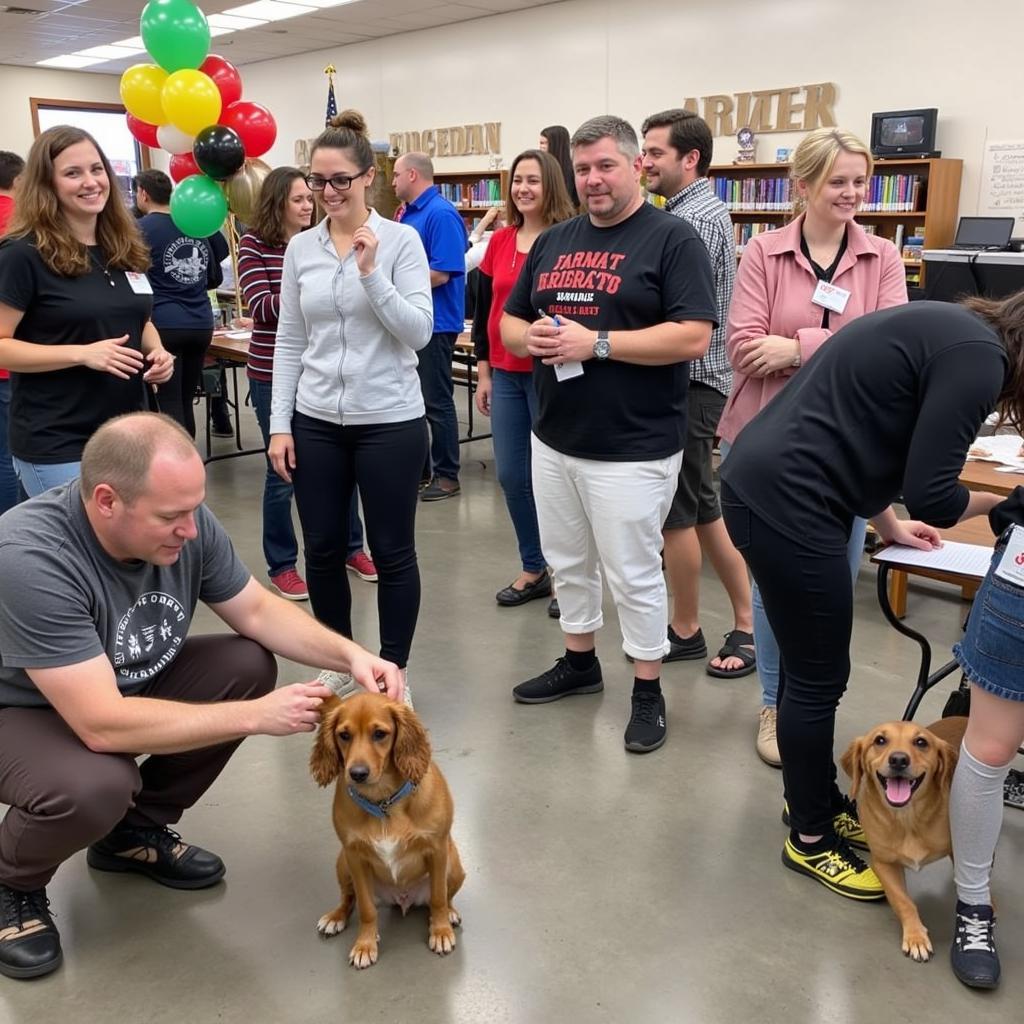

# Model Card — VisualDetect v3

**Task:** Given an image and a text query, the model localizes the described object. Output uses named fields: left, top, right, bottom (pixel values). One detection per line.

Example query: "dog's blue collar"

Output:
left=347, top=780, right=417, bottom=819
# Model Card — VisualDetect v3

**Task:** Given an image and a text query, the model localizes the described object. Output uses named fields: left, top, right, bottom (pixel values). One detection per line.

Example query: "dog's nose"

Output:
left=348, top=764, right=370, bottom=784
left=888, top=751, right=911, bottom=772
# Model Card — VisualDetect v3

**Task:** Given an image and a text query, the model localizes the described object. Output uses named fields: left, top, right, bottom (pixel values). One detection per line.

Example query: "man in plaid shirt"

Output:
left=641, top=110, right=757, bottom=684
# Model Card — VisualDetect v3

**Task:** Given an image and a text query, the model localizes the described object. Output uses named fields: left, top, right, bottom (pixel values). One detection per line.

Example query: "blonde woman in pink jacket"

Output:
left=717, top=128, right=907, bottom=767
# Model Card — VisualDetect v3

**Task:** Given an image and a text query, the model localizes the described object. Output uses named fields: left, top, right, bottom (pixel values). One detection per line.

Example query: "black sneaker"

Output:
left=512, top=657, right=603, bottom=704
left=1004, top=767, right=1024, bottom=810
left=87, top=825, right=225, bottom=890
left=951, top=901, right=1000, bottom=989
left=624, top=691, right=667, bottom=753
left=0, top=884, right=62, bottom=979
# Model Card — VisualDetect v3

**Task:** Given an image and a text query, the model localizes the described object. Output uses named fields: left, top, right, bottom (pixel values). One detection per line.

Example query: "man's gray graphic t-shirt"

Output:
left=0, top=482, right=250, bottom=707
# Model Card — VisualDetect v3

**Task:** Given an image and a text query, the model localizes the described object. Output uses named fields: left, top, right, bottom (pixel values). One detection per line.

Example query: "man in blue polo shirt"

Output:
left=392, top=153, right=468, bottom=501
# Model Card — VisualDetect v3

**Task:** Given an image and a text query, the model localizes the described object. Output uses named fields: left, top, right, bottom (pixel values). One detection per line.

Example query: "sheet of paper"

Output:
left=967, top=433, right=1024, bottom=466
left=873, top=541, right=993, bottom=579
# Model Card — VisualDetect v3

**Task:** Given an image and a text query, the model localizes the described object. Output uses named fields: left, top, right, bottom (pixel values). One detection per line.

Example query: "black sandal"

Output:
left=706, top=629, right=757, bottom=678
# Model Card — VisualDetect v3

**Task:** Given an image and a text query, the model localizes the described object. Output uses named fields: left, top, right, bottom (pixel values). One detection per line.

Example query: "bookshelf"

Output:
left=708, top=157, right=963, bottom=287
left=433, top=170, right=509, bottom=230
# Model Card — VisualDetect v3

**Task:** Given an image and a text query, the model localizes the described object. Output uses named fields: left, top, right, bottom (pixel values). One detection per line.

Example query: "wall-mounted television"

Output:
left=870, top=108, right=939, bottom=158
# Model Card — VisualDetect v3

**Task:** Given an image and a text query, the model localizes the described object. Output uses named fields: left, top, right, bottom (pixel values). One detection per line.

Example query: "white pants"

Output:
left=531, top=435, right=682, bottom=661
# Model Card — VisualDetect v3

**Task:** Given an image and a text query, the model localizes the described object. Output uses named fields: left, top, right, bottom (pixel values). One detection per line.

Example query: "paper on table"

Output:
left=873, top=541, right=993, bottom=578
left=967, top=433, right=1024, bottom=467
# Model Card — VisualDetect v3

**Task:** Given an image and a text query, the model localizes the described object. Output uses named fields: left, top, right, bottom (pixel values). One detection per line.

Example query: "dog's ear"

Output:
left=391, top=702, right=431, bottom=784
left=934, top=735, right=959, bottom=792
left=840, top=737, right=866, bottom=800
left=310, top=696, right=343, bottom=787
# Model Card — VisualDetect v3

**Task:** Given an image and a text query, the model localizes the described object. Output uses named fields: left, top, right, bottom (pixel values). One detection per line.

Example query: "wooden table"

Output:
left=204, top=332, right=263, bottom=464
left=959, top=458, right=1021, bottom=497
left=872, top=516, right=996, bottom=720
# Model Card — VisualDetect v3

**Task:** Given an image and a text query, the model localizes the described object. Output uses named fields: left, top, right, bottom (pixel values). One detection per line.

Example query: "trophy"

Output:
left=735, top=127, right=757, bottom=164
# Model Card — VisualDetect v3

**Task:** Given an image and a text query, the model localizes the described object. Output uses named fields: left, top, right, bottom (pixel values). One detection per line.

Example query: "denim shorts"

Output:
left=954, top=544, right=1024, bottom=702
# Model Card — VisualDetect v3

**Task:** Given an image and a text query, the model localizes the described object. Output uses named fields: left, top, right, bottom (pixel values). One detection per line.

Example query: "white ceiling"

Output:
left=0, top=0, right=559, bottom=71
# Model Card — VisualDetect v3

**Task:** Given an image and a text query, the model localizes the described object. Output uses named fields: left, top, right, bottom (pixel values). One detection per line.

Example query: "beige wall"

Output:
left=4, top=0, right=1021, bottom=219
left=238, top=0, right=1024, bottom=220
left=0, top=64, right=122, bottom=157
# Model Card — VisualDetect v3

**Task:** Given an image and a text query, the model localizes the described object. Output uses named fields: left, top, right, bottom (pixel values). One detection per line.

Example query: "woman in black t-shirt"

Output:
left=720, top=293, right=1024, bottom=906
left=0, top=125, right=173, bottom=496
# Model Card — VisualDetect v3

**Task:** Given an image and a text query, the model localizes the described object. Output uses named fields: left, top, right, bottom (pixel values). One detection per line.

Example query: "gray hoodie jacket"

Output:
left=270, top=210, right=433, bottom=432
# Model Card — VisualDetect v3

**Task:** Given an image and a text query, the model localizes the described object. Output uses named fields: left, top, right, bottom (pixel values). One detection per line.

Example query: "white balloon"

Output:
left=157, top=124, right=194, bottom=155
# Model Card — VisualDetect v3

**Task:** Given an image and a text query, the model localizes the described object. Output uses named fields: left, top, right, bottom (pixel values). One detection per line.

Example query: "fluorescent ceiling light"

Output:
left=207, top=12, right=268, bottom=30
left=224, top=1, right=315, bottom=21
left=37, top=55, right=104, bottom=68
left=75, top=44, right=146, bottom=59
left=115, top=37, right=146, bottom=49
left=209, top=26, right=235, bottom=36
left=277, top=0, right=360, bottom=7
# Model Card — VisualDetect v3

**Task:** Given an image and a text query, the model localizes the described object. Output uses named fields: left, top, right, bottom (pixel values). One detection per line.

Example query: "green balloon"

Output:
left=141, top=0, right=210, bottom=74
left=170, top=174, right=227, bottom=237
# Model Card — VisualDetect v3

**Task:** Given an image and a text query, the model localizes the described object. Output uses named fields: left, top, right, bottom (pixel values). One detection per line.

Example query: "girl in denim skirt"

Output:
left=948, top=485, right=1024, bottom=991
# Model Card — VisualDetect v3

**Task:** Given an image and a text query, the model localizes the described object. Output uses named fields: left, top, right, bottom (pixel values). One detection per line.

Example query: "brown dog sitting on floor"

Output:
left=840, top=716, right=967, bottom=962
left=310, top=692, right=465, bottom=969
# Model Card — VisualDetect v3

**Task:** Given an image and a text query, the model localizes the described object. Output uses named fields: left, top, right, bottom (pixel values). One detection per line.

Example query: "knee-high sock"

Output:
left=951, top=741, right=1011, bottom=906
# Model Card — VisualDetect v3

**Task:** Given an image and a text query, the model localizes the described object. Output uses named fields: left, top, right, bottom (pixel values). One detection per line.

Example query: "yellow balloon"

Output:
left=161, top=70, right=222, bottom=137
left=120, top=64, right=168, bottom=126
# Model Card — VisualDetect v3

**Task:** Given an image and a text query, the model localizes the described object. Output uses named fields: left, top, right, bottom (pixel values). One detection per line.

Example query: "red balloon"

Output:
left=199, top=54, right=243, bottom=109
left=126, top=113, right=160, bottom=149
left=169, top=151, right=201, bottom=183
left=219, top=101, right=277, bottom=159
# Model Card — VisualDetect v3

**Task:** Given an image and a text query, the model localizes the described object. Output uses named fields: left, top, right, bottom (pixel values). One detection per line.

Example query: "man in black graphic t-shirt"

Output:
left=501, top=115, right=716, bottom=754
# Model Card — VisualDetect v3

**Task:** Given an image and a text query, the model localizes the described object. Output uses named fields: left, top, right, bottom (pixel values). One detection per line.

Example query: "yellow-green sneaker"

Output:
left=781, top=836, right=885, bottom=900
left=782, top=796, right=868, bottom=850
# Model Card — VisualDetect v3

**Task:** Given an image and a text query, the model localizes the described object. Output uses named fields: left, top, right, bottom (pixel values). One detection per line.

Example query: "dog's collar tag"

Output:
left=347, top=780, right=418, bottom=819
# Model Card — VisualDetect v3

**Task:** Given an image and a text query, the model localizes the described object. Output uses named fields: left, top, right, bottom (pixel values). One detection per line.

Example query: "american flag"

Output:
left=325, top=78, right=337, bottom=126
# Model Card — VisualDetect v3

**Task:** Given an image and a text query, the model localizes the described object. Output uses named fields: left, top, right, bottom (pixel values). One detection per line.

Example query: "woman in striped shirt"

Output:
left=239, top=168, right=316, bottom=600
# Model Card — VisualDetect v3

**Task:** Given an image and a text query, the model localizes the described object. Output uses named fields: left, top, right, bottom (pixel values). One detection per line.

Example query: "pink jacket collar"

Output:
left=763, top=214, right=879, bottom=277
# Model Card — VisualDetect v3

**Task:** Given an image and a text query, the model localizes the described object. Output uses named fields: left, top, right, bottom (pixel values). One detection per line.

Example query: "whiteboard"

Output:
left=979, top=139, right=1024, bottom=235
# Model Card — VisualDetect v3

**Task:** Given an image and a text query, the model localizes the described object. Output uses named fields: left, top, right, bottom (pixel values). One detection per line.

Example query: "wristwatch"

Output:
left=593, top=331, right=611, bottom=360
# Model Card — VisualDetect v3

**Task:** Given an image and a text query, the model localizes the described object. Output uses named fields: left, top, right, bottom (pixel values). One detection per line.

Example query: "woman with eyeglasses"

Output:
left=269, top=111, right=432, bottom=695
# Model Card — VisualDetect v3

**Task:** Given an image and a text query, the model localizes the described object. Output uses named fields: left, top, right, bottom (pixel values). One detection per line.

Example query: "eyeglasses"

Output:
left=304, top=168, right=370, bottom=192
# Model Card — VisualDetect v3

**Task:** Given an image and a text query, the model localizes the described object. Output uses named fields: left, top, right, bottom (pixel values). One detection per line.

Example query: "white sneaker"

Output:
left=757, top=705, right=782, bottom=767
left=318, top=669, right=358, bottom=699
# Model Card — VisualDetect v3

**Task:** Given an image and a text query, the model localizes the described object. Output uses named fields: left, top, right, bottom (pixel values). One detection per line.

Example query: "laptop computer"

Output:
left=952, top=216, right=1015, bottom=250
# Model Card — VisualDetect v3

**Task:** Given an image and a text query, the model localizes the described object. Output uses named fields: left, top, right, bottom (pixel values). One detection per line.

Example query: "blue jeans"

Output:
left=12, top=457, right=81, bottom=498
left=719, top=439, right=866, bottom=707
left=490, top=369, right=545, bottom=573
left=250, top=379, right=365, bottom=576
left=416, top=331, right=460, bottom=482
left=0, top=380, right=19, bottom=515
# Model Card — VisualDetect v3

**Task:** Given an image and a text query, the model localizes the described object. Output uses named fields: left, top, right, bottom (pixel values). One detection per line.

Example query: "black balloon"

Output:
left=192, top=125, right=245, bottom=181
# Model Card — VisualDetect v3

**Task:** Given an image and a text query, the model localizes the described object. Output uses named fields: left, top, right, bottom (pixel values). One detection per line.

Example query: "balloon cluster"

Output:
left=119, top=0, right=277, bottom=236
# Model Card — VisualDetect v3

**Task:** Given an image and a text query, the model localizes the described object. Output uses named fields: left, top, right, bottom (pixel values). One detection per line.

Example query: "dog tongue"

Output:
left=886, top=777, right=913, bottom=805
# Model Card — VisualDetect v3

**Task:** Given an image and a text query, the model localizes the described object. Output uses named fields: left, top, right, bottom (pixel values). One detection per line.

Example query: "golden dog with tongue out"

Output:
left=840, top=717, right=968, bottom=962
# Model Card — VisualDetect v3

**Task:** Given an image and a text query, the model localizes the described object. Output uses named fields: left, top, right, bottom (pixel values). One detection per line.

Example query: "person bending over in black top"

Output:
left=720, top=293, right=1023, bottom=903
left=0, top=126, right=173, bottom=496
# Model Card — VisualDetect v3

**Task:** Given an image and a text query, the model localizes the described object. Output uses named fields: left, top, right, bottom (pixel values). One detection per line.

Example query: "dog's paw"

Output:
left=349, top=935, right=380, bottom=969
left=902, top=927, right=933, bottom=962
left=448, top=905, right=462, bottom=928
left=317, top=909, right=349, bottom=937
left=428, top=921, right=457, bottom=956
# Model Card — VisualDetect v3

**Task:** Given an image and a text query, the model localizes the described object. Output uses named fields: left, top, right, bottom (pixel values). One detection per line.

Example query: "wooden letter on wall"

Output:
left=485, top=122, right=501, bottom=154
left=775, top=86, right=805, bottom=132
left=803, top=82, right=837, bottom=130
left=701, top=95, right=735, bottom=138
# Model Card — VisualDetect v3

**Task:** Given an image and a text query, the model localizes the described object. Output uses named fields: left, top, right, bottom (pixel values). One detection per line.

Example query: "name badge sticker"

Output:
left=811, top=279, right=850, bottom=314
left=125, top=272, right=154, bottom=295
left=994, top=524, right=1024, bottom=588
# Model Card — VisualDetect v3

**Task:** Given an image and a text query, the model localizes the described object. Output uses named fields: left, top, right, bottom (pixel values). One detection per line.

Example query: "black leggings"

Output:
left=290, top=411, right=428, bottom=668
left=157, top=327, right=213, bottom=438
left=721, top=484, right=853, bottom=837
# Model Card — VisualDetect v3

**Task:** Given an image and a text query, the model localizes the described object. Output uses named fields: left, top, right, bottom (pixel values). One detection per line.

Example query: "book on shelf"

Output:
left=861, top=173, right=922, bottom=213
left=710, top=174, right=792, bottom=212
left=437, top=178, right=503, bottom=208
left=733, top=221, right=780, bottom=254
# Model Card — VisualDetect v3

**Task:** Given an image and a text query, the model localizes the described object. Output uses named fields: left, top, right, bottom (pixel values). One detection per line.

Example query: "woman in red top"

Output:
left=472, top=149, right=574, bottom=608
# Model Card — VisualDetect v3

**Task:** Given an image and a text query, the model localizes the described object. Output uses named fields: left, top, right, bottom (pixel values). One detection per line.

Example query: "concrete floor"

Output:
left=3, top=402, right=1022, bottom=1024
